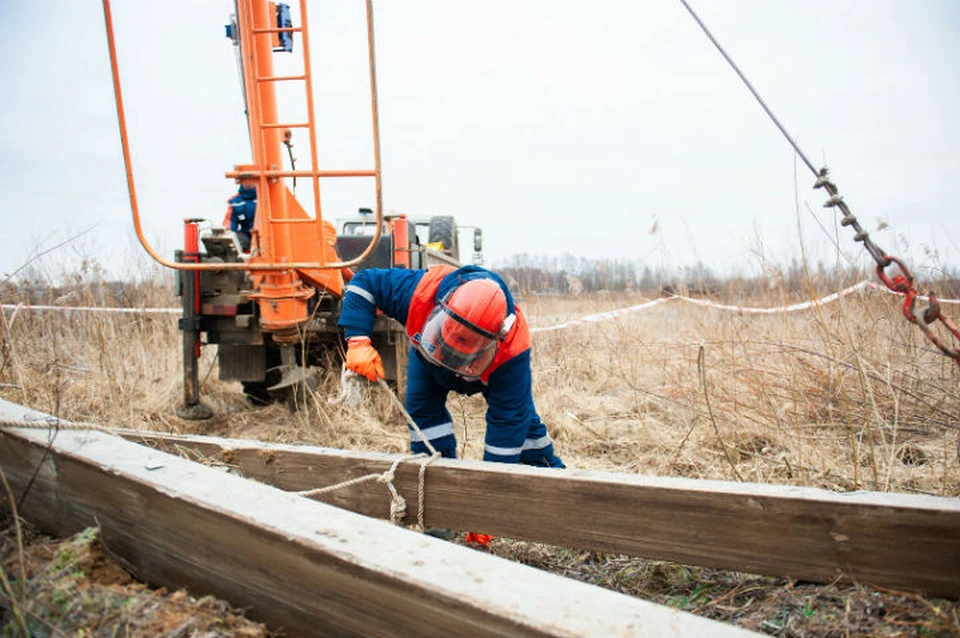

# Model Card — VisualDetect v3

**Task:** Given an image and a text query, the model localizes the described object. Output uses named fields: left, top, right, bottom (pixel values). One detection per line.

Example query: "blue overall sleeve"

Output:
left=337, top=268, right=425, bottom=338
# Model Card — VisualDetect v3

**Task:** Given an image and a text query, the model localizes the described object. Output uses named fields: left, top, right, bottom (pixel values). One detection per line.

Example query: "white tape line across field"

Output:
left=676, top=280, right=871, bottom=315
left=0, top=303, right=179, bottom=314
left=2, top=280, right=957, bottom=335
left=529, top=280, right=960, bottom=334
left=530, top=298, right=673, bottom=334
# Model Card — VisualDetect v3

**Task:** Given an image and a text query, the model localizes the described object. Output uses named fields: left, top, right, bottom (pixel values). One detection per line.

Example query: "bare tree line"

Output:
left=494, top=253, right=960, bottom=298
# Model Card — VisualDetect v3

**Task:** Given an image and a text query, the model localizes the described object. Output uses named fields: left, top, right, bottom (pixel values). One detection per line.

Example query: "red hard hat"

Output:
left=417, top=279, right=509, bottom=378
left=442, top=279, right=507, bottom=347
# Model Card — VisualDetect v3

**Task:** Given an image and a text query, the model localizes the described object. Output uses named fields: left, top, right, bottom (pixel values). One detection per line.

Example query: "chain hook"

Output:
left=900, top=282, right=960, bottom=361
left=876, top=256, right=913, bottom=294
left=922, top=292, right=942, bottom=325
left=874, top=256, right=960, bottom=364
left=911, top=304, right=960, bottom=361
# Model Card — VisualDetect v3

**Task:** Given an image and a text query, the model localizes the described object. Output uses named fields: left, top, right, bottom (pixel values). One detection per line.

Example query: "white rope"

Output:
left=301, top=376, right=442, bottom=529
left=529, top=279, right=960, bottom=333
left=867, top=281, right=960, bottom=304
left=1, top=303, right=179, bottom=314
left=530, top=298, right=671, bottom=333
left=376, top=378, right=441, bottom=531
left=298, top=455, right=412, bottom=525
left=0, top=416, right=118, bottom=434
left=676, top=280, right=871, bottom=315
left=5, top=281, right=956, bottom=326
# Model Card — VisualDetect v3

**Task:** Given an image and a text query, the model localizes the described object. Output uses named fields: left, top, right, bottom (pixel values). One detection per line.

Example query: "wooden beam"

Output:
left=117, top=428, right=960, bottom=599
left=0, top=399, right=758, bottom=638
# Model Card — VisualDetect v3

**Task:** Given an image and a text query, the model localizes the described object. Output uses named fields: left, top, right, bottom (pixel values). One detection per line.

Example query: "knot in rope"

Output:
left=379, top=457, right=407, bottom=524
left=388, top=493, right=407, bottom=523
left=376, top=457, right=402, bottom=485
left=298, top=455, right=415, bottom=525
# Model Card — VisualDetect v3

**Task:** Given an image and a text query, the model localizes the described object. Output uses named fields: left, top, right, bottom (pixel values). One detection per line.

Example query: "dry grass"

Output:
left=0, top=518, right=270, bottom=638
left=1, top=274, right=959, bottom=636
left=522, top=289, right=959, bottom=495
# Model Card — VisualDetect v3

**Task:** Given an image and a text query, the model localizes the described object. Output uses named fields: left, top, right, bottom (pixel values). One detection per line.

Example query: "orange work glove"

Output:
left=346, top=336, right=385, bottom=382
left=464, top=533, right=495, bottom=548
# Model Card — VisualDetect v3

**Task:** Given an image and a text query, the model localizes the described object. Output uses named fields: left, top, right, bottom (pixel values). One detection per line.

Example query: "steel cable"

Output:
left=676, top=0, right=960, bottom=365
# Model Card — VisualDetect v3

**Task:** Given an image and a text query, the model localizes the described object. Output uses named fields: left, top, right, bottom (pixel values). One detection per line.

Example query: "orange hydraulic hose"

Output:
left=100, top=0, right=384, bottom=272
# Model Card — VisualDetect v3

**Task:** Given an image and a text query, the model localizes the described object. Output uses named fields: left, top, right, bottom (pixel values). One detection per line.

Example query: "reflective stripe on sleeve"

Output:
left=410, top=421, right=455, bottom=442
left=345, top=284, right=375, bottom=305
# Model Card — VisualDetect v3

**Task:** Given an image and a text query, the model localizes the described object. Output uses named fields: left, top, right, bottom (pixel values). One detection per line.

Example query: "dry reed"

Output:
left=2, top=271, right=959, bottom=637
left=1, top=275, right=957, bottom=496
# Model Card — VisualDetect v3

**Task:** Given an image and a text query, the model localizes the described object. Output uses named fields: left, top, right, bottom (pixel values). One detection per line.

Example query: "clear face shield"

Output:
left=416, top=301, right=500, bottom=379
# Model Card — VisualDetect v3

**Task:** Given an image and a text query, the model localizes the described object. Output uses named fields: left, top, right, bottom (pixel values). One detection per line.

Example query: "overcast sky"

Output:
left=1, top=1, right=958, bottom=284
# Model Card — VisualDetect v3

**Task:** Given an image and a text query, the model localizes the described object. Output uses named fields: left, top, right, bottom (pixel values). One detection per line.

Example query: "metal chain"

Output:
left=814, top=170, right=960, bottom=364
left=678, top=0, right=960, bottom=367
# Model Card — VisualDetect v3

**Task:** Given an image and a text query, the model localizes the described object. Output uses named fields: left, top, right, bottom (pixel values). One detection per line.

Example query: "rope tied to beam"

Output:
left=297, top=455, right=413, bottom=525
left=1, top=376, right=445, bottom=532
left=300, top=378, right=442, bottom=529
left=377, top=377, right=444, bottom=531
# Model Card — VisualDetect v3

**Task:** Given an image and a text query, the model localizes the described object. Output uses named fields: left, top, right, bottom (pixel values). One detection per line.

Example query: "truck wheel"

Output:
left=428, top=216, right=459, bottom=261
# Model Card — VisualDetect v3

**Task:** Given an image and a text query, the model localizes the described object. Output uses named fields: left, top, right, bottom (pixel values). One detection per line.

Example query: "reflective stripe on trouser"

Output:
left=484, top=434, right=551, bottom=458
left=406, top=349, right=457, bottom=458
left=485, top=421, right=564, bottom=468
left=409, top=421, right=455, bottom=456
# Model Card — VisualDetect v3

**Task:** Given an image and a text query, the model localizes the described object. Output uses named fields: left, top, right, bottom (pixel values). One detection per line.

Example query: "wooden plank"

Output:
left=118, top=428, right=960, bottom=599
left=0, top=399, right=758, bottom=638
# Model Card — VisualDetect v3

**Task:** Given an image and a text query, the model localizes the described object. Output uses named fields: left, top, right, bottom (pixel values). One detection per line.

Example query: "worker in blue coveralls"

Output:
left=338, top=264, right=565, bottom=469
left=222, top=179, right=257, bottom=252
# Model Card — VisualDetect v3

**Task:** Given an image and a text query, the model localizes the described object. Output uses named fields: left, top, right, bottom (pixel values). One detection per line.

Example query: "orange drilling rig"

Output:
left=102, top=0, right=479, bottom=417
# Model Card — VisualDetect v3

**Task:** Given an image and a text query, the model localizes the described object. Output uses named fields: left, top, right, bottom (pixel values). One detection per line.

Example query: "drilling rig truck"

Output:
left=102, top=0, right=481, bottom=418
